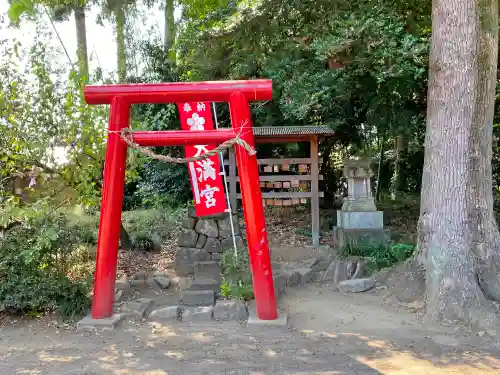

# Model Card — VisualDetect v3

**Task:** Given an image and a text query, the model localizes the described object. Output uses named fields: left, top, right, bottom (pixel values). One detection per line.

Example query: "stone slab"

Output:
left=333, top=227, right=390, bottom=249
left=337, top=211, right=383, bottom=230
left=338, top=278, right=375, bottom=293
left=247, top=310, right=288, bottom=328
left=175, top=247, right=209, bottom=276
left=214, top=300, right=248, bottom=321
left=194, top=261, right=221, bottom=281
left=180, top=290, right=215, bottom=306
left=211, top=253, right=222, bottom=261
left=149, top=306, right=181, bottom=321
left=77, top=314, right=124, bottom=331
left=182, top=306, right=214, bottom=322
left=189, top=277, right=221, bottom=293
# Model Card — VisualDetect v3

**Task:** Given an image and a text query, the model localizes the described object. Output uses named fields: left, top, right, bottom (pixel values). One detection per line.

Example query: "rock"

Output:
left=273, top=274, right=287, bottom=297
left=188, top=206, right=197, bottom=218
left=114, top=289, right=124, bottom=302
left=178, top=228, right=199, bottom=248
left=181, top=217, right=196, bottom=230
left=180, top=290, right=215, bottom=306
left=149, top=306, right=181, bottom=321
left=217, top=215, right=241, bottom=238
left=334, top=261, right=351, bottom=285
left=214, top=300, right=248, bottom=321
left=154, top=276, right=171, bottom=289
left=322, top=261, right=336, bottom=281
left=175, top=248, right=209, bottom=276
left=195, top=219, right=218, bottom=238
left=323, top=260, right=351, bottom=284
left=338, top=278, right=375, bottom=293
left=221, top=236, right=244, bottom=252
left=296, top=268, right=313, bottom=284
left=194, top=261, right=221, bottom=281
left=308, top=257, right=331, bottom=272
left=130, top=279, right=147, bottom=287
left=115, top=275, right=129, bottom=291
left=196, top=234, right=207, bottom=249
left=286, top=270, right=301, bottom=287
left=122, top=298, right=154, bottom=318
left=181, top=306, right=214, bottom=322
left=153, top=270, right=168, bottom=277
left=130, top=271, right=147, bottom=281
left=204, top=237, right=222, bottom=253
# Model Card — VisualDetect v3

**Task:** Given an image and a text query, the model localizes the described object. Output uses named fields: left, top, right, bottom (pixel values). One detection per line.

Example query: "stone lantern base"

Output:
left=332, top=157, right=390, bottom=250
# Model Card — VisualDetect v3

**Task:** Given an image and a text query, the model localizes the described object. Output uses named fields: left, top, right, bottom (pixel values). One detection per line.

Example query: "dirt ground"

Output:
left=0, top=283, right=499, bottom=375
left=1, top=208, right=498, bottom=375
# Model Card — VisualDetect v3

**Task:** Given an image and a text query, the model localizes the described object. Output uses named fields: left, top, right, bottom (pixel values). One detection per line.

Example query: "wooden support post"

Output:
left=310, top=136, right=320, bottom=246
left=229, top=147, right=237, bottom=212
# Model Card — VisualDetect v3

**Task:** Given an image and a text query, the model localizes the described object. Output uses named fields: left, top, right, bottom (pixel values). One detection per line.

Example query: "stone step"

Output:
left=180, top=290, right=215, bottom=306
left=194, top=261, right=221, bottom=281
left=189, top=277, right=221, bottom=293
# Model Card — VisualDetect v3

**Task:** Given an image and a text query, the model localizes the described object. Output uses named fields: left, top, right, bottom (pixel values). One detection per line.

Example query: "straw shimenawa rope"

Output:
left=117, top=128, right=256, bottom=164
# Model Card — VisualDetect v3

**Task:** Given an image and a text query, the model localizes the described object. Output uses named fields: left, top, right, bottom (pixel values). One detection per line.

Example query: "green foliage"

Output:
left=121, top=207, right=185, bottom=248
left=136, top=161, right=190, bottom=209
left=0, top=213, right=91, bottom=319
left=340, top=241, right=415, bottom=273
left=220, top=247, right=253, bottom=301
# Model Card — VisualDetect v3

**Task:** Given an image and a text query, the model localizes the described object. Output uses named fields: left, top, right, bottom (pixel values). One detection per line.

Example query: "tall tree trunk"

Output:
left=376, top=135, right=385, bottom=202
left=115, top=6, right=127, bottom=82
left=391, top=134, right=406, bottom=199
left=416, top=0, right=500, bottom=327
left=164, top=0, right=175, bottom=60
left=74, top=6, right=89, bottom=81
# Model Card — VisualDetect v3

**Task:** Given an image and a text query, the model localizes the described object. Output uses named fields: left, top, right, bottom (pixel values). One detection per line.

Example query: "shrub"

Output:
left=340, top=241, right=415, bottom=273
left=122, top=207, right=185, bottom=249
left=0, top=213, right=92, bottom=320
left=220, top=247, right=253, bottom=301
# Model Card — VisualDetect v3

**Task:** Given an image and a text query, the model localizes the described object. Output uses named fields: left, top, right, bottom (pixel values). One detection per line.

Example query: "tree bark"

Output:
left=115, top=6, right=127, bottom=82
left=164, top=0, right=175, bottom=59
left=73, top=6, right=89, bottom=81
left=391, top=134, right=406, bottom=199
left=416, top=0, right=500, bottom=327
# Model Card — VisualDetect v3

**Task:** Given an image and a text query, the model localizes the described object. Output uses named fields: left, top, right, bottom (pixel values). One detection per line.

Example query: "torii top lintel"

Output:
left=84, top=79, right=273, bottom=105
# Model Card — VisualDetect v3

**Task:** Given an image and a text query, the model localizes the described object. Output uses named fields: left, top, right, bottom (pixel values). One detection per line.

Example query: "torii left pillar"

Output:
left=80, top=80, right=283, bottom=328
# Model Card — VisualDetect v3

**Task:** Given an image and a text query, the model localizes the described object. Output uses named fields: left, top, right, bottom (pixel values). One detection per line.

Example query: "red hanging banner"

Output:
left=177, top=102, right=227, bottom=217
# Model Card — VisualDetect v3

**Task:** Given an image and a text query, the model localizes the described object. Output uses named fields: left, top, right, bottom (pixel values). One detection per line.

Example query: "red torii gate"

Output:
left=84, top=80, right=277, bottom=321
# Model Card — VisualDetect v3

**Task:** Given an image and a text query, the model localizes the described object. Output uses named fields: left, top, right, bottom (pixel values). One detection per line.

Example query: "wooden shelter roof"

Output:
left=253, top=125, right=335, bottom=137
left=252, top=125, right=334, bottom=144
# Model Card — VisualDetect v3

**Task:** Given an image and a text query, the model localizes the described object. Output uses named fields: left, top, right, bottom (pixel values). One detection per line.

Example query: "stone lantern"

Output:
left=333, top=157, right=388, bottom=248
